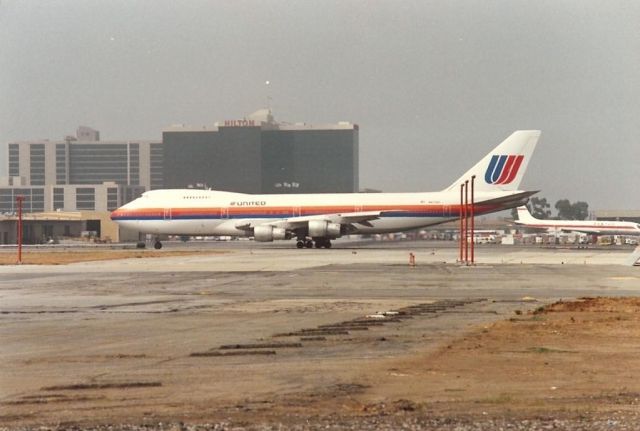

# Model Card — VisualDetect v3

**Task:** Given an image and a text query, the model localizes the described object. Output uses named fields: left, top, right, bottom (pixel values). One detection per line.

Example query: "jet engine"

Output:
left=308, top=220, right=341, bottom=239
left=253, top=225, right=287, bottom=242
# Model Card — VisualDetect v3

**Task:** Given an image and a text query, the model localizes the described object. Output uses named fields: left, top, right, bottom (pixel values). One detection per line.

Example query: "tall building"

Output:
left=163, top=110, right=358, bottom=194
left=7, top=138, right=160, bottom=188
left=2, top=128, right=160, bottom=214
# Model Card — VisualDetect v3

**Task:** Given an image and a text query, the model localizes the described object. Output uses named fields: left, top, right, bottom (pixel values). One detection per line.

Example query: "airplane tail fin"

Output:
left=515, top=205, right=538, bottom=223
left=445, top=130, right=540, bottom=192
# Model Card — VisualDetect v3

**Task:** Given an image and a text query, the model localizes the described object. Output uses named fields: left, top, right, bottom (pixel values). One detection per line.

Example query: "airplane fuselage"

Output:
left=515, top=219, right=640, bottom=236
left=112, top=188, right=530, bottom=237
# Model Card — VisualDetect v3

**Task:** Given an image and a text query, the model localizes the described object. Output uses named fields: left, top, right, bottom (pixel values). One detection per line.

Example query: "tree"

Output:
left=530, top=197, right=552, bottom=219
left=510, top=196, right=551, bottom=220
left=555, top=199, right=572, bottom=219
left=572, top=201, right=589, bottom=220
left=555, top=199, right=589, bottom=220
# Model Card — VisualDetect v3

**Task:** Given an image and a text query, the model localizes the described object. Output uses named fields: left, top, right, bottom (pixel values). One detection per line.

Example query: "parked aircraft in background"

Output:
left=111, top=130, right=541, bottom=249
left=515, top=206, right=640, bottom=236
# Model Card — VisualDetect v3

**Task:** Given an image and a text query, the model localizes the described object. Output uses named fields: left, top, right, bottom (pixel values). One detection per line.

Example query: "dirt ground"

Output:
left=361, top=296, right=640, bottom=414
left=204, top=296, right=640, bottom=427
left=2, top=296, right=640, bottom=429
left=0, top=249, right=225, bottom=265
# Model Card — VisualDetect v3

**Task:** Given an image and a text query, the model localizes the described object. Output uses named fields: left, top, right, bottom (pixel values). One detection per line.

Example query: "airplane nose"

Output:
left=110, top=208, right=124, bottom=221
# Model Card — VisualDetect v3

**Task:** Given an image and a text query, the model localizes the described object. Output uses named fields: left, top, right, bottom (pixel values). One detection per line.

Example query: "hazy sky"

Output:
left=1, top=0, right=638, bottom=210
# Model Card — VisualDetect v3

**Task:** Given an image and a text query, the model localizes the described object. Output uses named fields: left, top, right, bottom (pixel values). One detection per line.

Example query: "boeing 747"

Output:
left=111, top=130, right=541, bottom=249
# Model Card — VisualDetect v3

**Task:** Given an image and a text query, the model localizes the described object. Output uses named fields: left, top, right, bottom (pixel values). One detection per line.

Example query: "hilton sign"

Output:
left=223, top=119, right=257, bottom=127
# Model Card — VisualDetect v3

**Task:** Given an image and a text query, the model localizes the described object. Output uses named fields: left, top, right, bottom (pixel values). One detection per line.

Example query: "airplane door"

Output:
left=443, top=205, right=451, bottom=217
left=163, top=208, right=172, bottom=221
left=220, top=207, right=229, bottom=219
left=354, top=205, right=363, bottom=212
left=292, top=207, right=302, bottom=217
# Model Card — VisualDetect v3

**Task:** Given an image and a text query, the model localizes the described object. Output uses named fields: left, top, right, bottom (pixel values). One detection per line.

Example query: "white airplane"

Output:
left=515, top=206, right=640, bottom=236
left=111, top=130, right=541, bottom=249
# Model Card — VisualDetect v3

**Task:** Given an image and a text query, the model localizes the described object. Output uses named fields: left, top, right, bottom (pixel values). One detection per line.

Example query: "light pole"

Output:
left=471, top=175, right=475, bottom=265
left=459, top=183, right=464, bottom=262
left=16, top=195, right=24, bottom=264
left=464, top=180, right=469, bottom=263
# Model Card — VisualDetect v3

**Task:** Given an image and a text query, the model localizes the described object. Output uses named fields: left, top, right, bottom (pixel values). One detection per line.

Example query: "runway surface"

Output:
left=0, top=239, right=635, bottom=273
left=1, top=241, right=639, bottom=429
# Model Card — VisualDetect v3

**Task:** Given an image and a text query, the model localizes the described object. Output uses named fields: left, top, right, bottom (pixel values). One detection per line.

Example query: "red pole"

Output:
left=459, top=183, right=464, bottom=262
left=471, top=175, right=475, bottom=264
left=16, top=195, right=24, bottom=264
left=464, top=179, right=469, bottom=263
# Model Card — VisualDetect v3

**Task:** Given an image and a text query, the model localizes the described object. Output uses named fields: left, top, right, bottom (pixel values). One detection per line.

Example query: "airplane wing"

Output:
left=514, top=225, right=597, bottom=235
left=234, top=210, right=401, bottom=232
left=274, top=210, right=391, bottom=228
left=558, top=227, right=598, bottom=235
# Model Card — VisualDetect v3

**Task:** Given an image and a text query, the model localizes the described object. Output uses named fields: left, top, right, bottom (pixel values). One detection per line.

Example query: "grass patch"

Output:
left=533, top=305, right=546, bottom=314
left=509, top=315, right=545, bottom=322
left=527, top=346, right=574, bottom=354
left=0, top=249, right=227, bottom=265
left=475, top=393, right=513, bottom=404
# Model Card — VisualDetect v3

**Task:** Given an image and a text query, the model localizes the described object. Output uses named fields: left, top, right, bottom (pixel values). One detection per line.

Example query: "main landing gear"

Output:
left=296, top=240, right=313, bottom=249
left=154, top=239, right=163, bottom=249
left=296, top=238, right=332, bottom=249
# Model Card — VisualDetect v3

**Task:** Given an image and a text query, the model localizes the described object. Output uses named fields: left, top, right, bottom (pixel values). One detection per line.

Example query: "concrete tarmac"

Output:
left=0, top=241, right=639, bottom=427
left=0, top=240, right=635, bottom=273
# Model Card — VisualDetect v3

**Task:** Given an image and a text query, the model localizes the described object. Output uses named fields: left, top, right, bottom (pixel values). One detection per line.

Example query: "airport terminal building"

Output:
left=595, top=210, right=640, bottom=224
left=163, top=110, right=359, bottom=194
left=1, top=127, right=159, bottom=243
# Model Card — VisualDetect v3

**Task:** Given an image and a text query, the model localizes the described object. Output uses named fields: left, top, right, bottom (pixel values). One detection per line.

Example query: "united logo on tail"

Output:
left=484, top=154, right=524, bottom=185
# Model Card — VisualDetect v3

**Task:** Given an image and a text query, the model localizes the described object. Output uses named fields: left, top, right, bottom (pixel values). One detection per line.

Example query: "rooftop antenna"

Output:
left=265, top=80, right=272, bottom=111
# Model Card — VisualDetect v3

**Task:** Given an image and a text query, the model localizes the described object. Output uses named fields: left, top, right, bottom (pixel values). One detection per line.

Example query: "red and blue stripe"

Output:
left=111, top=203, right=506, bottom=221
left=485, top=155, right=524, bottom=185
